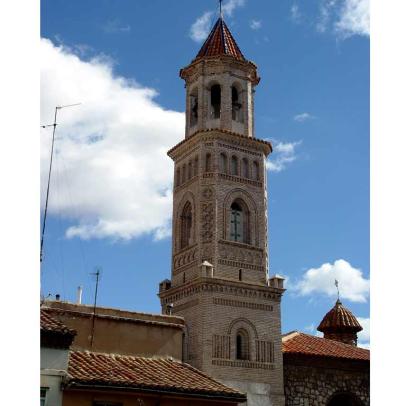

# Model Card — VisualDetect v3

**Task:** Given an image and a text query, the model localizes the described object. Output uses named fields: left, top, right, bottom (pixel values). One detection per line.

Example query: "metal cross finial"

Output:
left=335, top=279, right=340, bottom=301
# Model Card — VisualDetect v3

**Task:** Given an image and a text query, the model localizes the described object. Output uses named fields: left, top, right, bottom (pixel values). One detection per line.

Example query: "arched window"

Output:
left=205, top=153, right=212, bottom=172
left=194, top=156, right=199, bottom=177
left=230, top=200, right=250, bottom=244
left=210, top=84, right=221, bottom=119
left=231, top=156, right=239, bottom=176
left=238, top=269, right=242, bottom=281
left=236, top=329, right=249, bottom=360
left=242, top=158, right=249, bottom=178
left=188, top=161, right=192, bottom=180
left=220, top=153, right=228, bottom=174
left=253, top=161, right=260, bottom=181
left=180, top=202, right=192, bottom=249
left=182, top=164, right=187, bottom=183
left=190, top=88, right=198, bottom=127
left=176, top=168, right=181, bottom=186
left=231, top=86, right=243, bottom=122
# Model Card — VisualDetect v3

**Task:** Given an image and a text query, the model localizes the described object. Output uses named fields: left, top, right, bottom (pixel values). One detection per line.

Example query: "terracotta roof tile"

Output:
left=282, top=332, right=369, bottom=361
left=195, top=18, right=245, bottom=62
left=41, top=308, right=76, bottom=336
left=66, top=351, right=246, bottom=401
left=317, top=300, right=363, bottom=333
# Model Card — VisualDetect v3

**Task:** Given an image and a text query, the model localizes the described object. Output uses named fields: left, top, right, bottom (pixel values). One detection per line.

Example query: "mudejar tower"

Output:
left=159, top=16, right=286, bottom=406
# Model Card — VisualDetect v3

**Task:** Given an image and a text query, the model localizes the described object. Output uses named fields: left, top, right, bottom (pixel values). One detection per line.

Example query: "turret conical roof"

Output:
left=194, top=17, right=246, bottom=62
left=317, top=300, right=363, bottom=334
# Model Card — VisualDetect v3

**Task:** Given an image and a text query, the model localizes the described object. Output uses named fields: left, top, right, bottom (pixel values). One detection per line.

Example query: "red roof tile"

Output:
left=282, top=332, right=369, bottom=361
left=317, top=300, right=363, bottom=333
left=41, top=308, right=76, bottom=336
left=195, top=18, right=245, bottom=62
left=66, top=351, right=246, bottom=401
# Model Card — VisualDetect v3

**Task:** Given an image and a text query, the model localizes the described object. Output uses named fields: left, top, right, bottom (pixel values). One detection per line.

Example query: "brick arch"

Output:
left=223, top=188, right=258, bottom=246
left=227, top=318, right=258, bottom=362
left=227, top=317, right=258, bottom=339
left=175, top=191, right=196, bottom=252
left=327, top=392, right=364, bottom=406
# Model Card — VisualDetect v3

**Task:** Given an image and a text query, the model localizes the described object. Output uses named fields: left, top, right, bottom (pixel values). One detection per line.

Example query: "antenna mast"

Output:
left=40, top=103, right=81, bottom=263
left=90, top=267, right=102, bottom=348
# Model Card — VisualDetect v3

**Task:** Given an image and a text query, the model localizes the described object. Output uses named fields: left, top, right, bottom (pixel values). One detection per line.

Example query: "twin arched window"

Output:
left=209, top=84, right=244, bottom=122
left=180, top=202, right=192, bottom=249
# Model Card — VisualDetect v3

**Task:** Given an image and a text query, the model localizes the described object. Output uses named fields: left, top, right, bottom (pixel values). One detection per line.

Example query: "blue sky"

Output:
left=40, top=0, right=370, bottom=345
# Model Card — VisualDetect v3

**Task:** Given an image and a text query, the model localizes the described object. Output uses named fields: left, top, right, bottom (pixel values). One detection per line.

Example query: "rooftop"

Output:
left=317, top=299, right=363, bottom=334
left=282, top=331, right=369, bottom=361
left=194, top=17, right=245, bottom=62
left=65, top=350, right=246, bottom=401
left=41, top=308, right=76, bottom=336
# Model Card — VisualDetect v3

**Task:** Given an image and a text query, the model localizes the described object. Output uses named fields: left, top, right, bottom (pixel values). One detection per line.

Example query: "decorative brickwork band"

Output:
left=212, top=359, right=275, bottom=370
left=213, top=297, right=273, bottom=312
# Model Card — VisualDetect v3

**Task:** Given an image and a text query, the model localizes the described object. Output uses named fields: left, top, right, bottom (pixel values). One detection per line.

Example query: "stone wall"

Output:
left=284, top=356, right=369, bottom=406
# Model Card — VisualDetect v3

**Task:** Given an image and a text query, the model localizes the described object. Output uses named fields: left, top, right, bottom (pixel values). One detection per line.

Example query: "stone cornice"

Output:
left=158, top=277, right=285, bottom=304
left=180, top=56, right=260, bottom=85
left=168, top=129, right=272, bottom=160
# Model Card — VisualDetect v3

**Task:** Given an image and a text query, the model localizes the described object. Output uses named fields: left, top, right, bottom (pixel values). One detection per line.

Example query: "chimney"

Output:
left=77, top=286, right=83, bottom=304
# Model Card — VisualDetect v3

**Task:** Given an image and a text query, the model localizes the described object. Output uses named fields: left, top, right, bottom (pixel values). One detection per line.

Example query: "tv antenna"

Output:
left=90, top=267, right=102, bottom=348
left=40, top=103, right=81, bottom=263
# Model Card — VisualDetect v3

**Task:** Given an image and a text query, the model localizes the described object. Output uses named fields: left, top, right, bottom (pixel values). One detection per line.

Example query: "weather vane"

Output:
left=335, top=279, right=340, bottom=301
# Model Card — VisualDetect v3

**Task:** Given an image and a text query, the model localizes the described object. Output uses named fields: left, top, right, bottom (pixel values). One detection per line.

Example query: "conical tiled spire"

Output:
left=195, top=17, right=246, bottom=61
left=317, top=299, right=363, bottom=346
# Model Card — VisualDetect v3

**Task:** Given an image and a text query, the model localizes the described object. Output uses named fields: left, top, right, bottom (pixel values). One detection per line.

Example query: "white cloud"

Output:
left=357, top=317, right=370, bottom=347
left=316, top=0, right=369, bottom=38
left=222, top=0, right=246, bottom=17
left=293, top=112, right=315, bottom=122
left=266, top=140, right=301, bottom=172
left=290, top=4, right=302, bottom=23
left=335, top=0, right=369, bottom=37
left=250, top=20, right=262, bottom=30
left=190, top=11, right=214, bottom=42
left=190, top=0, right=246, bottom=42
left=293, top=259, right=370, bottom=303
left=41, top=38, right=184, bottom=241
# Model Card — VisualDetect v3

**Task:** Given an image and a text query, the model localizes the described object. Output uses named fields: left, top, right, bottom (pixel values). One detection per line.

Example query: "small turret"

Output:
left=317, top=299, right=363, bottom=346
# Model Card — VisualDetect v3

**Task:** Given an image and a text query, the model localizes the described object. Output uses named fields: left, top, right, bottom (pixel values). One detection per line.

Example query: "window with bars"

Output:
left=230, top=202, right=243, bottom=243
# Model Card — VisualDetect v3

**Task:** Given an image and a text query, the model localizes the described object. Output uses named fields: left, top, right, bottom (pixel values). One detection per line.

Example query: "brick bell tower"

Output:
left=159, top=16, right=285, bottom=406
